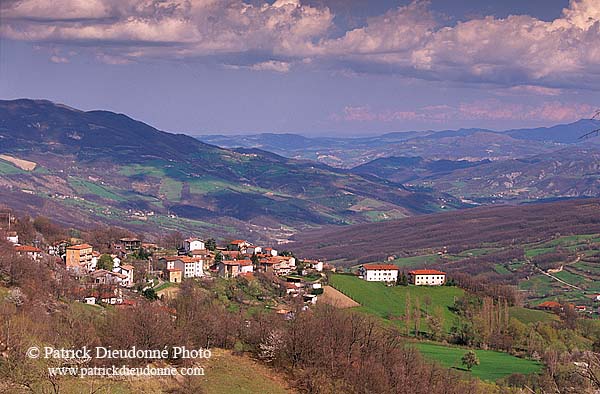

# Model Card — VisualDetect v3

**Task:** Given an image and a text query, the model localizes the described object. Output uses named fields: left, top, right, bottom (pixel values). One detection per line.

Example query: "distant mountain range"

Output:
left=198, top=119, right=600, bottom=205
left=197, top=119, right=600, bottom=167
left=347, top=147, right=600, bottom=203
left=2, top=98, right=599, bottom=242
left=0, top=99, right=461, bottom=242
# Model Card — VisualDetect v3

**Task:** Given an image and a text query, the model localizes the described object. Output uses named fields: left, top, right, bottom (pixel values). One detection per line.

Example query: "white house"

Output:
left=264, top=247, right=278, bottom=256
left=229, top=240, right=251, bottom=253
left=246, top=245, right=262, bottom=255
left=14, top=245, right=43, bottom=260
left=164, top=256, right=204, bottom=278
left=118, top=264, right=135, bottom=287
left=358, top=264, right=399, bottom=282
left=89, top=252, right=100, bottom=271
left=5, top=231, right=18, bottom=244
left=408, top=269, right=446, bottom=286
left=304, top=259, right=324, bottom=272
left=184, top=238, right=205, bottom=253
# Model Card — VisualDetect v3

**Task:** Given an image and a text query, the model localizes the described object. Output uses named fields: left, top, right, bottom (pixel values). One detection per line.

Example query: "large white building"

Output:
left=358, top=264, right=399, bottom=282
left=163, top=256, right=204, bottom=278
left=408, top=269, right=446, bottom=286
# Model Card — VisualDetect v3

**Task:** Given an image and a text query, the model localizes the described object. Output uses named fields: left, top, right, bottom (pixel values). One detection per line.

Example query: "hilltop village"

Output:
left=6, top=208, right=600, bottom=392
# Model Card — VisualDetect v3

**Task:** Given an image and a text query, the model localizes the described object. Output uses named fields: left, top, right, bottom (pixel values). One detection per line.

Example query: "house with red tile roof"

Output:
left=536, top=301, right=562, bottom=311
left=14, top=244, right=43, bottom=260
left=258, top=256, right=296, bottom=276
left=228, top=240, right=251, bottom=252
left=408, top=269, right=446, bottom=286
left=217, top=259, right=253, bottom=278
left=358, top=264, right=399, bottom=282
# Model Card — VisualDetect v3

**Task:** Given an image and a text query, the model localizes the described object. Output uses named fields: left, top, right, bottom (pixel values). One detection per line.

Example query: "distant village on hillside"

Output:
left=0, top=206, right=457, bottom=311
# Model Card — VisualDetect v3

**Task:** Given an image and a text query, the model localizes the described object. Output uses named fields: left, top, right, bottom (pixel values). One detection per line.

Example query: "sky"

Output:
left=1, top=0, right=600, bottom=136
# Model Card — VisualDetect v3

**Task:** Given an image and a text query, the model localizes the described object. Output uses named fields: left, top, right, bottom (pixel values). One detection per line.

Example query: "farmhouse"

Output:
left=358, top=264, right=399, bottom=282
left=14, top=245, right=42, bottom=260
left=408, top=269, right=446, bottom=286
left=537, top=301, right=561, bottom=311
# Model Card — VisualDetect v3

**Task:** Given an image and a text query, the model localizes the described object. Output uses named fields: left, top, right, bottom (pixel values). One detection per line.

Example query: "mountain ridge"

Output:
left=0, top=98, right=460, bottom=241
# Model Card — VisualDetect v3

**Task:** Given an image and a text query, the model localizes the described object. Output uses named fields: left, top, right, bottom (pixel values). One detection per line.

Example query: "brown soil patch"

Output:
left=320, top=286, right=360, bottom=308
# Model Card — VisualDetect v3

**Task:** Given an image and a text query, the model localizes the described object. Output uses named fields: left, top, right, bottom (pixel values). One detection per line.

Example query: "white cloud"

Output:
left=316, top=0, right=600, bottom=88
left=49, top=55, right=69, bottom=63
left=1, top=0, right=333, bottom=56
left=250, top=60, right=291, bottom=73
left=1, top=0, right=600, bottom=88
left=333, top=100, right=595, bottom=124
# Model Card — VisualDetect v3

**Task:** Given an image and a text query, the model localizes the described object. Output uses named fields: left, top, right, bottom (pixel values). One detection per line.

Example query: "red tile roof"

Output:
left=221, top=251, right=242, bottom=256
left=162, top=256, right=201, bottom=263
left=230, top=240, right=247, bottom=244
left=67, top=244, right=93, bottom=250
left=221, top=259, right=253, bottom=266
left=363, top=264, right=398, bottom=271
left=537, top=301, right=561, bottom=309
left=15, top=245, right=42, bottom=253
left=408, top=269, right=446, bottom=275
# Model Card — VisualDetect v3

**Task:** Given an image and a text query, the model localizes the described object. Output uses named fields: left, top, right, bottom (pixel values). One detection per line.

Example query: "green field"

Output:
left=69, top=177, right=126, bottom=201
left=329, top=274, right=463, bottom=332
left=159, top=178, right=183, bottom=201
left=413, top=342, right=543, bottom=381
left=0, top=160, right=25, bottom=174
left=390, top=254, right=442, bottom=268
left=509, top=306, right=557, bottom=324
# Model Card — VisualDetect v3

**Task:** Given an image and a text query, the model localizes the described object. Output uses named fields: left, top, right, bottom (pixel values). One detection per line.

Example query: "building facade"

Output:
left=408, top=269, right=446, bottom=286
left=358, top=264, right=399, bottom=282
left=66, top=244, right=94, bottom=269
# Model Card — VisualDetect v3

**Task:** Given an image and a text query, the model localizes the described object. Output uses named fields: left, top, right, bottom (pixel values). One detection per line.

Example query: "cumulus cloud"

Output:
left=250, top=60, right=291, bottom=73
left=316, top=0, right=600, bottom=88
left=1, top=0, right=333, bottom=62
left=1, top=0, right=600, bottom=88
left=333, top=100, right=595, bottom=124
left=49, top=55, right=69, bottom=63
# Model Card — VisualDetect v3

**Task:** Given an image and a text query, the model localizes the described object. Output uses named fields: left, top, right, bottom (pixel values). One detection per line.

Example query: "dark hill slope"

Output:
left=290, top=198, right=600, bottom=265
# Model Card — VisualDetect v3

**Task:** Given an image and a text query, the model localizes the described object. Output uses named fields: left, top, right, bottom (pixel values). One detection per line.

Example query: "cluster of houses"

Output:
left=357, top=264, right=447, bottom=286
left=9, top=234, right=141, bottom=305
left=158, top=238, right=324, bottom=284
left=7, top=224, right=328, bottom=307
